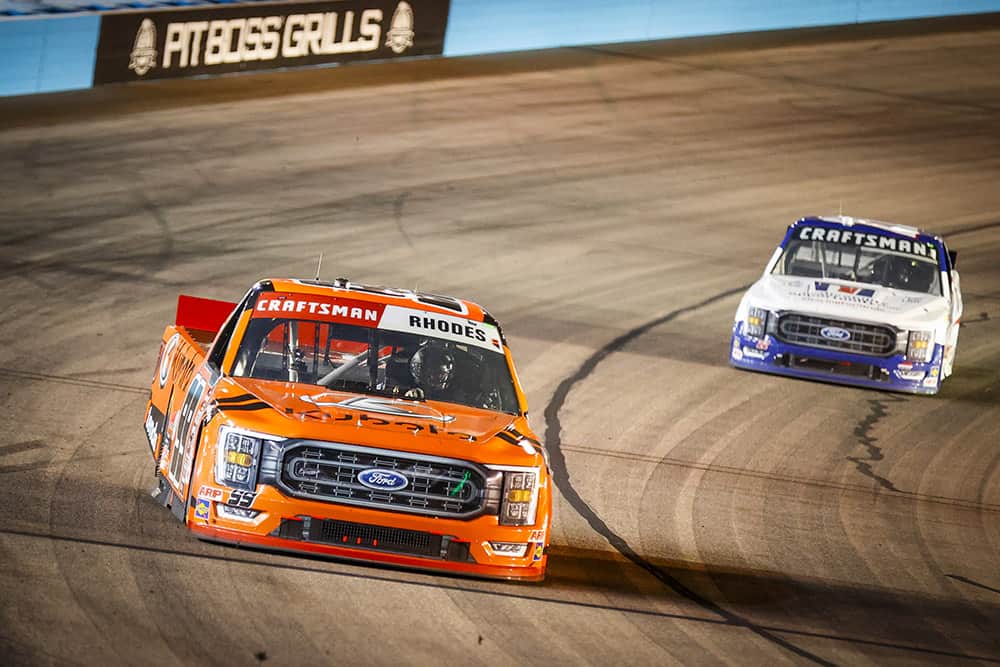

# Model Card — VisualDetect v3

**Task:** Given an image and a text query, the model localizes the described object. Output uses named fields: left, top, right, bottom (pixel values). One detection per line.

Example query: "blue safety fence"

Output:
left=0, top=14, right=99, bottom=95
left=443, top=0, right=1000, bottom=55
left=1, top=0, right=999, bottom=97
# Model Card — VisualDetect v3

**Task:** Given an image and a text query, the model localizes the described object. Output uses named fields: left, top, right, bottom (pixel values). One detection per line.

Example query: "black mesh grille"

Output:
left=275, top=518, right=474, bottom=562
left=776, top=313, right=896, bottom=356
left=279, top=442, right=491, bottom=518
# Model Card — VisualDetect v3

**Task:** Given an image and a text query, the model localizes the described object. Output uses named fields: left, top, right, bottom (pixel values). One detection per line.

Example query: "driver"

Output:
left=405, top=344, right=457, bottom=401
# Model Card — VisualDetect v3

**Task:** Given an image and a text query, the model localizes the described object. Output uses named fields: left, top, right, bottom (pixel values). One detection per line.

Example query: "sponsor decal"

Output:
left=292, top=403, right=478, bottom=440
left=820, top=326, right=851, bottom=341
left=532, top=544, right=544, bottom=562
left=741, top=348, right=767, bottom=360
left=94, top=0, right=451, bottom=84
left=814, top=282, right=877, bottom=299
left=922, top=376, right=938, bottom=388
left=198, top=485, right=225, bottom=501
left=227, top=488, right=257, bottom=508
left=159, top=333, right=181, bottom=388
left=796, top=226, right=939, bottom=262
left=144, top=404, right=165, bottom=453
left=731, top=342, right=744, bottom=361
left=194, top=498, right=211, bottom=520
left=379, top=305, right=501, bottom=354
left=302, top=394, right=456, bottom=423
left=783, top=282, right=889, bottom=313
left=528, top=529, right=545, bottom=543
left=357, top=468, right=409, bottom=491
left=253, top=293, right=385, bottom=324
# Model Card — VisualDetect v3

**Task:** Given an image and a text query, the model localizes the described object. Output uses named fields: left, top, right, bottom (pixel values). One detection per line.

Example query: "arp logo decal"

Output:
left=357, top=469, right=409, bottom=491
left=198, top=485, right=225, bottom=501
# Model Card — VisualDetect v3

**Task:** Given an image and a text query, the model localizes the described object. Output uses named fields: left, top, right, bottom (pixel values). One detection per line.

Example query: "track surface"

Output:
left=2, top=17, right=999, bottom=666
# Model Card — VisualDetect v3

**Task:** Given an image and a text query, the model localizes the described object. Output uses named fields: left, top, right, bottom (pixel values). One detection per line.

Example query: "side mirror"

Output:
left=948, top=249, right=958, bottom=269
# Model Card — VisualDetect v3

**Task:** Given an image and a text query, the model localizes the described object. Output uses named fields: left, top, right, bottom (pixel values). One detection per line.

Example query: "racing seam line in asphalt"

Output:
left=542, top=284, right=839, bottom=667
left=0, top=368, right=147, bottom=395
left=847, top=396, right=906, bottom=492
left=945, top=575, right=1000, bottom=596
left=3, top=527, right=996, bottom=664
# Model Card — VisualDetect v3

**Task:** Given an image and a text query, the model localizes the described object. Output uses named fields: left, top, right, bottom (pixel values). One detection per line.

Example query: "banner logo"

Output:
left=129, top=18, right=158, bottom=76
left=386, top=1, right=414, bottom=54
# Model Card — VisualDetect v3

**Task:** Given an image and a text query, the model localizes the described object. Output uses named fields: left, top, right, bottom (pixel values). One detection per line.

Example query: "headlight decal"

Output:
left=906, top=330, right=935, bottom=363
left=215, top=426, right=284, bottom=491
left=744, top=307, right=769, bottom=338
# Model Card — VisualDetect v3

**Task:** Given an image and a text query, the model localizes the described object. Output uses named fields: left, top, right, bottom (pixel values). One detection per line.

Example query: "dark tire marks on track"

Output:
left=542, top=284, right=838, bottom=666
left=847, top=395, right=907, bottom=492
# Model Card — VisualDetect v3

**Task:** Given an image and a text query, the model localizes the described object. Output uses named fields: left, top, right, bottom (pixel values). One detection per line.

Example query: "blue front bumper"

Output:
left=729, top=323, right=943, bottom=395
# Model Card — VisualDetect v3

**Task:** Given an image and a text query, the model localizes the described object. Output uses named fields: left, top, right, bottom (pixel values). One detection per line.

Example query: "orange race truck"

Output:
left=144, top=278, right=551, bottom=581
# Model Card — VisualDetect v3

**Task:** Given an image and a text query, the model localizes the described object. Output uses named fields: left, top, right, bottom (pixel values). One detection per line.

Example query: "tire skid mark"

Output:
left=561, top=443, right=1000, bottom=513
left=946, top=575, right=1000, bottom=596
left=2, top=527, right=997, bottom=664
left=0, top=368, right=147, bottom=395
left=543, top=286, right=837, bottom=667
left=44, top=399, right=134, bottom=666
left=847, top=396, right=907, bottom=492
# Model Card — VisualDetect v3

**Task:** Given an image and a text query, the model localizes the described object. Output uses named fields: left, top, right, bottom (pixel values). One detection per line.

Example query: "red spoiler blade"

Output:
left=176, top=295, right=237, bottom=335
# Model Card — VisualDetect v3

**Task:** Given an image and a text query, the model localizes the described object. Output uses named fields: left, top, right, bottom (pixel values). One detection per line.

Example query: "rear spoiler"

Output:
left=176, top=295, right=238, bottom=336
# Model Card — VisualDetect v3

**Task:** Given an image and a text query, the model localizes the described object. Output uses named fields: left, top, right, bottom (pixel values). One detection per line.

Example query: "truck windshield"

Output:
left=773, top=238, right=942, bottom=295
left=230, top=318, right=520, bottom=414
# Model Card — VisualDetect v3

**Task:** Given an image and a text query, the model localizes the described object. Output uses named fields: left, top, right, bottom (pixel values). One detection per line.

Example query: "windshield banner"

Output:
left=379, top=306, right=503, bottom=353
left=251, top=293, right=502, bottom=353
left=253, top=293, right=386, bottom=325
left=796, top=226, right=939, bottom=261
left=94, top=0, right=450, bottom=84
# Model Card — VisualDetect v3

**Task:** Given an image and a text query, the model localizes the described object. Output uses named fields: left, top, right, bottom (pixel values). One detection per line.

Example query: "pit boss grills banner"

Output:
left=94, top=0, right=450, bottom=83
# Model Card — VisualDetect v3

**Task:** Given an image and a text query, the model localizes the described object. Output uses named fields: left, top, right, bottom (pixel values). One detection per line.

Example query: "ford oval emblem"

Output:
left=357, top=469, right=409, bottom=491
left=820, top=326, right=851, bottom=341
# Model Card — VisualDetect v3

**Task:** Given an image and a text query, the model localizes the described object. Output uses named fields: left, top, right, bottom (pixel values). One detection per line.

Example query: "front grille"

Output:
left=275, top=517, right=474, bottom=562
left=776, top=313, right=896, bottom=356
left=278, top=441, right=498, bottom=519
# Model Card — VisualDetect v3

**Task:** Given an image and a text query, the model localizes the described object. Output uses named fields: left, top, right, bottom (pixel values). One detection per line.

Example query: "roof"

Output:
left=264, top=278, right=492, bottom=324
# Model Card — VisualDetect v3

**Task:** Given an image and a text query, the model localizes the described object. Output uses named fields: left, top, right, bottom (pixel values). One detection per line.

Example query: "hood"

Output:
left=210, top=378, right=537, bottom=465
left=747, top=274, right=949, bottom=329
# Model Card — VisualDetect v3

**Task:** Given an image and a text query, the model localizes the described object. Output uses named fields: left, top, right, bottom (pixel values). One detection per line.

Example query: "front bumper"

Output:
left=186, top=482, right=550, bottom=582
left=729, top=323, right=943, bottom=395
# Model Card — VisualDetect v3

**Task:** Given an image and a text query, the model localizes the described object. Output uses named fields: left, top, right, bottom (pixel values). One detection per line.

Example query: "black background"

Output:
left=94, top=0, right=450, bottom=84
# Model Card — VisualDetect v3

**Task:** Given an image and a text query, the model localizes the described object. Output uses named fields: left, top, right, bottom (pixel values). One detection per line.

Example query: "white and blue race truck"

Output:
left=730, top=216, right=963, bottom=395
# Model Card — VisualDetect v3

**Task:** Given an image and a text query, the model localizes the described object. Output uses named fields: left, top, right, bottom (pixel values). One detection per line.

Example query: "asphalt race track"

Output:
left=1, top=15, right=999, bottom=666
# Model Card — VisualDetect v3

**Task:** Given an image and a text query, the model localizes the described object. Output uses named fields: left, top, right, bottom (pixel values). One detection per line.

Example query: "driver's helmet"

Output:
left=410, top=344, right=455, bottom=391
left=891, top=255, right=917, bottom=287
